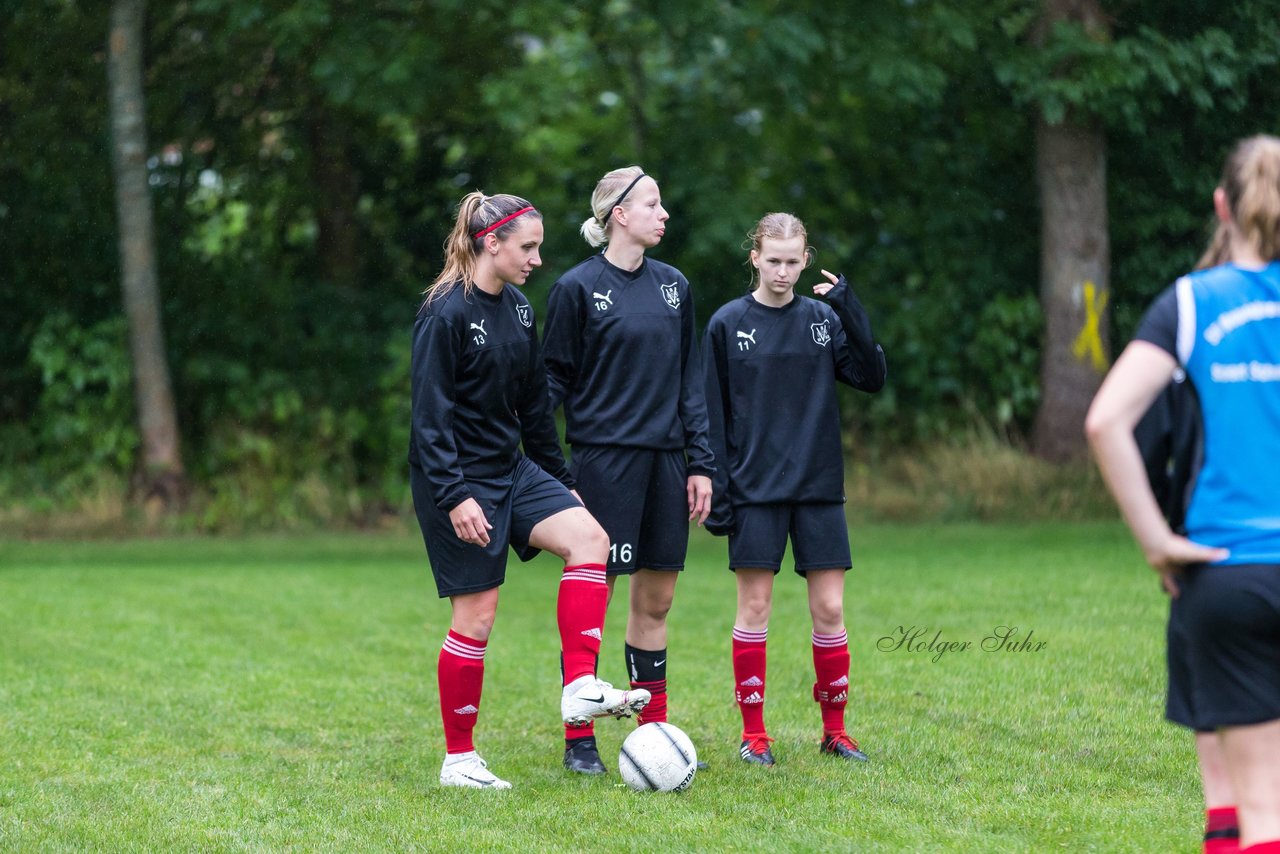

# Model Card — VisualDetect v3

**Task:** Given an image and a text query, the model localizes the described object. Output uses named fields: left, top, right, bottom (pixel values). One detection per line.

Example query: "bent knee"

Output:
left=580, top=518, right=609, bottom=556
left=565, top=515, right=609, bottom=564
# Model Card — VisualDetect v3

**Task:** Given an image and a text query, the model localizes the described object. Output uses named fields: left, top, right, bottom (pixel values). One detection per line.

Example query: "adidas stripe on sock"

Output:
left=439, top=629, right=486, bottom=754
left=732, top=626, right=767, bottom=738
left=812, top=629, right=850, bottom=736
left=558, top=564, right=607, bottom=684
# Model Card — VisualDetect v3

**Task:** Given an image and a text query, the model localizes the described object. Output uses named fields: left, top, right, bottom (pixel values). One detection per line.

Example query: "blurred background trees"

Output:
left=2, top=0, right=1278, bottom=526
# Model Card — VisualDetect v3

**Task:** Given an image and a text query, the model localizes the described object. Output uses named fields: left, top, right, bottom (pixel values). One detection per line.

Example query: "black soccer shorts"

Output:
left=411, top=455, right=581, bottom=598
left=1166, top=562, right=1280, bottom=730
left=569, top=445, right=690, bottom=575
left=727, top=502, right=852, bottom=576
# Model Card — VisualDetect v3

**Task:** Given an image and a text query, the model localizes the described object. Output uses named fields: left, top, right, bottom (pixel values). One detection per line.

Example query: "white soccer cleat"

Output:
left=561, top=675, right=651, bottom=727
left=439, top=751, right=512, bottom=790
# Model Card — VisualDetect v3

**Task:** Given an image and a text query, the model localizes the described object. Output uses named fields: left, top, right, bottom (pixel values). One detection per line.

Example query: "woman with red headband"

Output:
left=411, top=191, right=650, bottom=790
left=542, top=167, right=716, bottom=776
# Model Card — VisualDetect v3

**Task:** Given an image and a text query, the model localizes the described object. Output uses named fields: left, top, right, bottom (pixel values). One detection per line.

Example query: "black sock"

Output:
left=625, top=644, right=667, bottom=683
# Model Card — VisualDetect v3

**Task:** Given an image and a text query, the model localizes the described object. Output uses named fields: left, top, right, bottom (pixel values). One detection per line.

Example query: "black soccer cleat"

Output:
left=739, top=735, right=776, bottom=767
left=820, top=732, right=869, bottom=762
left=564, top=736, right=607, bottom=775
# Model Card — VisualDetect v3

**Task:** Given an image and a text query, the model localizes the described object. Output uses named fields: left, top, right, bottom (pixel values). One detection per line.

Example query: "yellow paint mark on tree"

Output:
left=1071, top=280, right=1109, bottom=372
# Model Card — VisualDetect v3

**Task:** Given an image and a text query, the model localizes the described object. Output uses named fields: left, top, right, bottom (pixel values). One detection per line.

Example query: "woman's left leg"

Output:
left=1221, top=719, right=1280, bottom=848
left=806, top=568, right=867, bottom=761
left=1198, top=731, right=1241, bottom=853
left=625, top=568, right=679, bottom=723
left=529, top=505, right=651, bottom=725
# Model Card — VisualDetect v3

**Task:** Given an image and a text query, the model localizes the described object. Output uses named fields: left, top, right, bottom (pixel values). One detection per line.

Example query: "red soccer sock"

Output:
left=1205, top=806, right=1240, bottom=854
left=438, top=629, right=486, bottom=754
left=557, top=564, right=607, bottom=684
left=812, top=629, right=850, bottom=736
left=564, top=721, right=595, bottom=741
left=633, top=679, right=667, bottom=724
left=626, top=643, right=667, bottom=724
left=1241, top=843, right=1280, bottom=853
left=732, top=627, right=768, bottom=738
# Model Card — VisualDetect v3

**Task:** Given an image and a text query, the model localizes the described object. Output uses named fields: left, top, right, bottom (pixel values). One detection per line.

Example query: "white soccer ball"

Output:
left=618, top=722, right=698, bottom=793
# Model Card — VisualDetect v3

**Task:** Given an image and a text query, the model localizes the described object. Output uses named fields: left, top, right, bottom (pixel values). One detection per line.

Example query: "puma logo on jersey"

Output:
left=470, top=319, right=487, bottom=345
left=592, top=290, right=614, bottom=311
left=737, top=328, right=757, bottom=351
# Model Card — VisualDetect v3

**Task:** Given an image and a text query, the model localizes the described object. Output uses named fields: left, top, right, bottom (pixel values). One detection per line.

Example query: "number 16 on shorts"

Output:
left=610, top=542, right=633, bottom=565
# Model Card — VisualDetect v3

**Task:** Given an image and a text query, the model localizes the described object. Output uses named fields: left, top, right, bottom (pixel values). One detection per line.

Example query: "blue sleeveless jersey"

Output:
left=1176, top=262, right=1280, bottom=563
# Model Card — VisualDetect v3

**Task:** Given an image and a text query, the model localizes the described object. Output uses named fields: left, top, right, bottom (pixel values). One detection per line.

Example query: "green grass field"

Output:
left=0, top=523, right=1202, bottom=852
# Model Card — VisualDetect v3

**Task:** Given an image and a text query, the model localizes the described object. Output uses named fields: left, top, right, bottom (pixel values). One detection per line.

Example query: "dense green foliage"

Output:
left=2, top=1, right=1279, bottom=519
left=0, top=524, right=1202, bottom=849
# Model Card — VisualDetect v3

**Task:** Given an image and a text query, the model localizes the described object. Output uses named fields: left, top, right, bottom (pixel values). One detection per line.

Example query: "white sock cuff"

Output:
left=561, top=565, right=606, bottom=585
left=443, top=634, right=487, bottom=660
left=811, top=630, right=848, bottom=648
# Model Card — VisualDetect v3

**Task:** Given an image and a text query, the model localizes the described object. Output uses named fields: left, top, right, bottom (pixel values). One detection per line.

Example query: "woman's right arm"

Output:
left=1085, top=341, right=1228, bottom=592
left=410, top=313, right=472, bottom=513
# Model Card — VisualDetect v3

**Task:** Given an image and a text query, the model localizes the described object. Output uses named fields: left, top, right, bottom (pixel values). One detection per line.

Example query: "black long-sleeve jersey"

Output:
left=409, top=282, right=573, bottom=512
left=703, top=277, right=886, bottom=529
left=542, top=253, right=716, bottom=476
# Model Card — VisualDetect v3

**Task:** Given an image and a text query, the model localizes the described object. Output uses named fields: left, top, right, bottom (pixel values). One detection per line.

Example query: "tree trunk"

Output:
left=108, top=0, right=187, bottom=507
left=308, top=108, right=362, bottom=294
left=1031, top=0, right=1112, bottom=463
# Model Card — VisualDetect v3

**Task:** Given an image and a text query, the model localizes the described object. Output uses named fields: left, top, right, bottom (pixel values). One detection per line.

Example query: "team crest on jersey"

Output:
left=661, top=282, right=681, bottom=310
left=811, top=320, right=831, bottom=347
left=515, top=303, right=532, bottom=328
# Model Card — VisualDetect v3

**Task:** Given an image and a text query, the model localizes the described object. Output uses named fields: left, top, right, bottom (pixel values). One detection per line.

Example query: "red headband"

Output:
left=472, top=206, right=536, bottom=239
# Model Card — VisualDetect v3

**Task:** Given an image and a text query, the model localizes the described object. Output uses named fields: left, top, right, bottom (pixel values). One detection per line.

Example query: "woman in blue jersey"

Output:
left=542, top=166, right=715, bottom=775
left=1087, top=135, right=1280, bottom=851
left=411, top=191, right=650, bottom=790
left=703, top=212, right=886, bottom=767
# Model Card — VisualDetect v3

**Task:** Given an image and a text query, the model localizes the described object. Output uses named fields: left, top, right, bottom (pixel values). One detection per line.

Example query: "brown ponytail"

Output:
left=1220, top=135, right=1280, bottom=262
left=1194, top=222, right=1231, bottom=271
left=424, top=192, right=541, bottom=305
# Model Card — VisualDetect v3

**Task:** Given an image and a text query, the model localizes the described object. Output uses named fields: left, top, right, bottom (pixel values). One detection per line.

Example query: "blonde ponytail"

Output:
left=580, top=215, right=608, bottom=248
left=424, top=192, right=540, bottom=306
left=582, top=165, right=646, bottom=248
